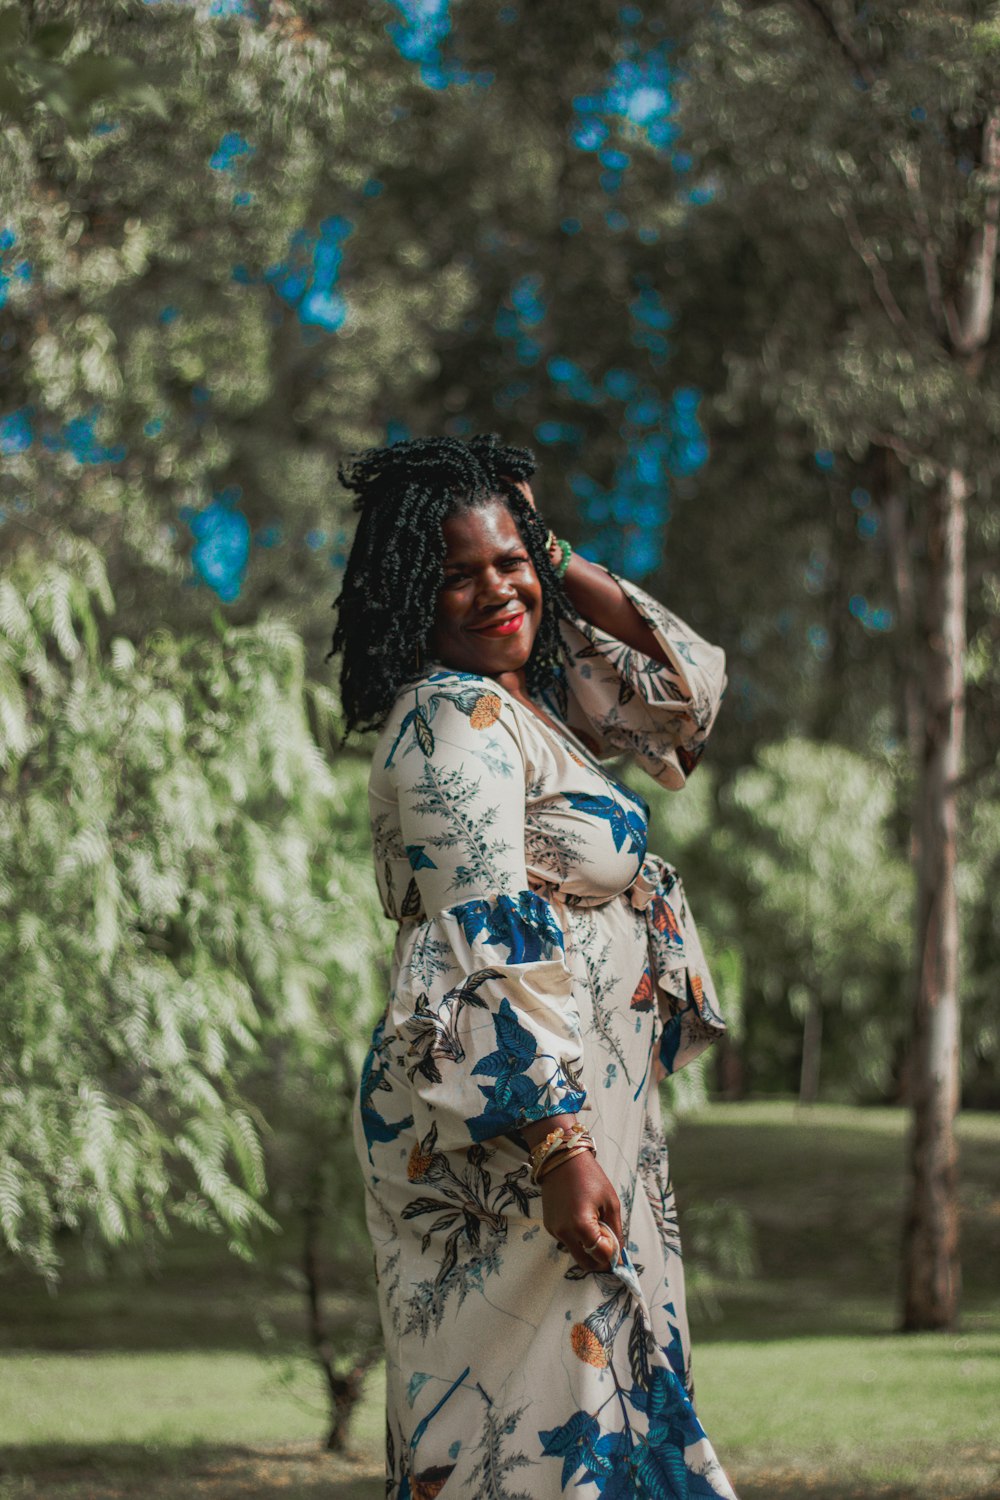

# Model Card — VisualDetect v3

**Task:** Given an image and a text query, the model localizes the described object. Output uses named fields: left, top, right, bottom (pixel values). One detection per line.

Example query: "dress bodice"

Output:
left=370, top=672, right=652, bottom=923
left=368, top=573, right=727, bottom=929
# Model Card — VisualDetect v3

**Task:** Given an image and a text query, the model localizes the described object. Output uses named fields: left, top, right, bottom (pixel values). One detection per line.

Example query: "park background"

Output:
left=1, top=1, right=998, bottom=1497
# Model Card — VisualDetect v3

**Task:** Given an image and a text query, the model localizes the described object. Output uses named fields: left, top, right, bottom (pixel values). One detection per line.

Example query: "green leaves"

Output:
left=0, top=10, right=167, bottom=126
left=0, top=544, right=388, bottom=1279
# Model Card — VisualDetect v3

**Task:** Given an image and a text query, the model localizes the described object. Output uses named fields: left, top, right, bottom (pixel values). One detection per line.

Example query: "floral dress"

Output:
left=353, top=576, right=738, bottom=1500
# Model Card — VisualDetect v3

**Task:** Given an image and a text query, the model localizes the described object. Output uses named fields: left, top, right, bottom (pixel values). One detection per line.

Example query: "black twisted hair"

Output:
left=329, top=433, right=569, bottom=734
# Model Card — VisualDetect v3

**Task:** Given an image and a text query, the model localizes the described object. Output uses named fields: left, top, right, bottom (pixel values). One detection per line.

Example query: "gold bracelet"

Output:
left=529, top=1122, right=588, bottom=1183
left=536, top=1141, right=597, bottom=1183
left=534, top=1133, right=596, bottom=1182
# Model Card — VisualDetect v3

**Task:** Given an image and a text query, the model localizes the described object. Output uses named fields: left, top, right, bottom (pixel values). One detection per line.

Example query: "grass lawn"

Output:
left=1, top=1102, right=997, bottom=1499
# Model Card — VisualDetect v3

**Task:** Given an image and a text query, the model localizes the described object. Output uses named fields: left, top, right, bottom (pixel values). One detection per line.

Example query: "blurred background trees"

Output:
left=2, top=0, right=998, bottom=1424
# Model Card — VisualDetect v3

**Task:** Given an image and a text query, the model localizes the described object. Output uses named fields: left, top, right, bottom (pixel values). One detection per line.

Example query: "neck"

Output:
left=493, top=667, right=531, bottom=701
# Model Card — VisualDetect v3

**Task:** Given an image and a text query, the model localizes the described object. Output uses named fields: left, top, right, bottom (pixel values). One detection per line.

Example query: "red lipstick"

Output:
left=471, top=612, right=525, bottom=637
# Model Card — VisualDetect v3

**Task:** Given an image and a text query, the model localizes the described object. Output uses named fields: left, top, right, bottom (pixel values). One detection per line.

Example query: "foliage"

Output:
left=714, top=738, right=912, bottom=1097
left=0, top=538, right=388, bottom=1279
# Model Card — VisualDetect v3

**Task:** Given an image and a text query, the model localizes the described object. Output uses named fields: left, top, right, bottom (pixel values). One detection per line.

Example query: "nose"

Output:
left=474, top=566, right=516, bottom=607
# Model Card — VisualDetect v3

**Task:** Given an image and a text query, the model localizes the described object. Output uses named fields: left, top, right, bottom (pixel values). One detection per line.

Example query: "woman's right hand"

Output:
left=540, top=1151, right=623, bottom=1274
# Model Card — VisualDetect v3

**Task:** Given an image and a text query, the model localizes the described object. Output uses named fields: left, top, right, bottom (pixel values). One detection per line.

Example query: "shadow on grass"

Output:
left=4, top=1447, right=999, bottom=1500
left=735, top=1483, right=998, bottom=1500
left=0, top=1443, right=383, bottom=1500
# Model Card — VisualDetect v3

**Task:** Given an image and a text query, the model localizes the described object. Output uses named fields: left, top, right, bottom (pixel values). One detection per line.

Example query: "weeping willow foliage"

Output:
left=0, top=535, right=388, bottom=1280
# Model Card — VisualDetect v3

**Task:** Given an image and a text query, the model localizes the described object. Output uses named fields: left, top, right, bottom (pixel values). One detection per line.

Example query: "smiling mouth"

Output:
left=470, top=612, right=525, bottom=637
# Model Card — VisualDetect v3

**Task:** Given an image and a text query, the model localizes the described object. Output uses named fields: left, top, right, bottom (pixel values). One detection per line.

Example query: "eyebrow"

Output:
left=442, top=542, right=528, bottom=568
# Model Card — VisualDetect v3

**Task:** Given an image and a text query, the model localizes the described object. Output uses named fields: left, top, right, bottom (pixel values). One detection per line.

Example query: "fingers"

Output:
left=604, top=1197, right=624, bottom=1252
left=540, top=1157, right=623, bottom=1273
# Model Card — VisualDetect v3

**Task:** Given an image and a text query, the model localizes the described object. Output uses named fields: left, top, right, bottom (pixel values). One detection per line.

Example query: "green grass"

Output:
left=2, top=1102, right=998, bottom=1499
left=672, top=1102, right=1000, bottom=1342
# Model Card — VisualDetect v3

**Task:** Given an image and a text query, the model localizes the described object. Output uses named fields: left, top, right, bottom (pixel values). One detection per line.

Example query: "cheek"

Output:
left=434, top=592, right=465, bottom=632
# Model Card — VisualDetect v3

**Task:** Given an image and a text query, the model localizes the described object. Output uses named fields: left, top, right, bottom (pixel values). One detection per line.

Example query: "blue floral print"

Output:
left=356, top=575, right=736, bottom=1498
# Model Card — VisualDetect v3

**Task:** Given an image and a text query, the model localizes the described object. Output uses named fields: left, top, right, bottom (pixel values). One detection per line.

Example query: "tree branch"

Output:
left=893, top=148, right=959, bottom=346
left=793, top=0, right=876, bottom=87
left=833, top=200, right=913, bottom=338
left=870, top=431, right=946, bottom=477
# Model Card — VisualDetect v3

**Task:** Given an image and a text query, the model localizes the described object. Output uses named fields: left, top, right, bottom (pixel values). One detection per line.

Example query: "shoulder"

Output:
left=373, top=669, right=528, bottom=786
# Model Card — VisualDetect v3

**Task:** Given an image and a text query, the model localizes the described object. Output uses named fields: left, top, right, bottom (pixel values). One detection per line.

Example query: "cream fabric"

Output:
left=354, top=578, right=738, bottom=1499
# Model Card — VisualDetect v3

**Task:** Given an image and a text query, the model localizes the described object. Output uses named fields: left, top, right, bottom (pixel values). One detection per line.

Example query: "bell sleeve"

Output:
left=558, top=575, right=727, bottom=791
left=381, top=682, right=587, bottom=1151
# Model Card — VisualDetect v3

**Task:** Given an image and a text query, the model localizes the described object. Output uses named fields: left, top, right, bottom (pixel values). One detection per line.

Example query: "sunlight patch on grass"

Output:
left=696, top=1332, right=1000, bottom=1493
left=0, top=1352, right=328, bottom=1448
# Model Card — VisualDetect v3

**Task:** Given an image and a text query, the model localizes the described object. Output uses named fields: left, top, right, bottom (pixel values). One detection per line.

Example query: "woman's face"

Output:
left=430, top=499, right=543, bottom=678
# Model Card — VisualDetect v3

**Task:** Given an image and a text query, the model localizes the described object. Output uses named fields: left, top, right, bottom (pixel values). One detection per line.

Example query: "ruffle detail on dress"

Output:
left=629, top=855, right=727, bottom=1076
left=558, top=574, right=727, bottom=791
left=390, top=890, right=587, bottom=1148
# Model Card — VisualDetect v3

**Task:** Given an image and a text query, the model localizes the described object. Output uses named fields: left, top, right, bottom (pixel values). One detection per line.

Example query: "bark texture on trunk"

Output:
left=900, top=465, right=966, bottom=1332
left=303, top=1185, right=379, bottom=1452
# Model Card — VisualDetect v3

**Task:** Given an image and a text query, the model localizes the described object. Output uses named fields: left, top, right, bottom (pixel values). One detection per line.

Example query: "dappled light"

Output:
left=1, top=1, right=998, bottom=1497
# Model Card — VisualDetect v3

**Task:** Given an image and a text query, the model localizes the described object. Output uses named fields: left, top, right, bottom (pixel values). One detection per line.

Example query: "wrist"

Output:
left=544, top=529, right=573, bottom=579
left=529, top=1121, right=596, bottom=1183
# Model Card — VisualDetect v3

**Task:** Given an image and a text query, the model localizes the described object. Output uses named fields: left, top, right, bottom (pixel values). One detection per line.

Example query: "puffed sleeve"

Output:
left=374, top=678, right=586, bottom=1152
left=557, top=575, right=727, bottom=791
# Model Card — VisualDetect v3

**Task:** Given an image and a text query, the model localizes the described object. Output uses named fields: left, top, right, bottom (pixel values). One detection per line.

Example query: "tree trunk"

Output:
left=798, top=993, right=823, bottom=1106
left=303, top=1180, right=378, bottom=1452
left=900, top=465, right=966, bottom=1332
left=879, top=452, right=922, bottom=771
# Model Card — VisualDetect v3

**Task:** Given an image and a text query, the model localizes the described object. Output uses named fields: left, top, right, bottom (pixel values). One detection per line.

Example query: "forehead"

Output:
left=440, top=499, right=523, bottom=559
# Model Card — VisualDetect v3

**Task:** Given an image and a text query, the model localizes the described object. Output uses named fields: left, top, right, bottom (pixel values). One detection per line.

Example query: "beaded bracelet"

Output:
left=553, top=538, right=573, bottom=578
left=544, top=528, right=573, bottom=579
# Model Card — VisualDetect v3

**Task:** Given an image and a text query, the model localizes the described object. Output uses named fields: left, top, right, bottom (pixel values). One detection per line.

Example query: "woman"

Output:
left=334, top=434, right=738, bottom=1500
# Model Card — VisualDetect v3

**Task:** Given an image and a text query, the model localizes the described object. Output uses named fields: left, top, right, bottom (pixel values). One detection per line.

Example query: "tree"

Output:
left=0, top=536, right=388, bottom=1284
left=668, top=0, right=1000, bottom=1330
left=717, top=738, right=911, bottom=1103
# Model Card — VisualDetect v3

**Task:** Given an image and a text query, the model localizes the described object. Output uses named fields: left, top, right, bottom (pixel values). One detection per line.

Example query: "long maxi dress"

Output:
left=354, top=576, right=739, bottom=1500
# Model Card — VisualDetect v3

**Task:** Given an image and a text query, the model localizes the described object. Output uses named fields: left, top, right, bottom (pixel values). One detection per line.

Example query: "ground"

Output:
left=1, top=1102, right=998, bottom=1499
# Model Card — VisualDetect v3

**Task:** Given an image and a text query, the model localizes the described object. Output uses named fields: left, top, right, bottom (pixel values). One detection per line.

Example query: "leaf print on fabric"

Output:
left=539, top=1410, right=603, bottom=1491
left=406, top=844, right=438, bottom=871
left=638, top=1116, right=682, bottom=1261
left=465, top=996, right=586, bottom=1143
left=409, top=761, right=513, bottom=894
left=453, top=889, right=565, bottom=964
left=523, top=815, right=589, bottom=883
left=359, top=1014, right=414, bottom=1162
left=401, top=970, right=497, bottom=1085
left=384, top=696, right=439, bottom=768
left=400, top=1130, right=538, bottom=1335
left=405, top=929, right=452, bottom=986
left=570, top=911, right=634, bottom=1084
left=465, top=1401, right=533, bottom=1500
left=414, top=708, right=435, bottom=756
left=475, top=735, right=516, bottom=778
left=563, top=791, right=648, bottom=861
left=401, top=876, right=422, bottom=919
